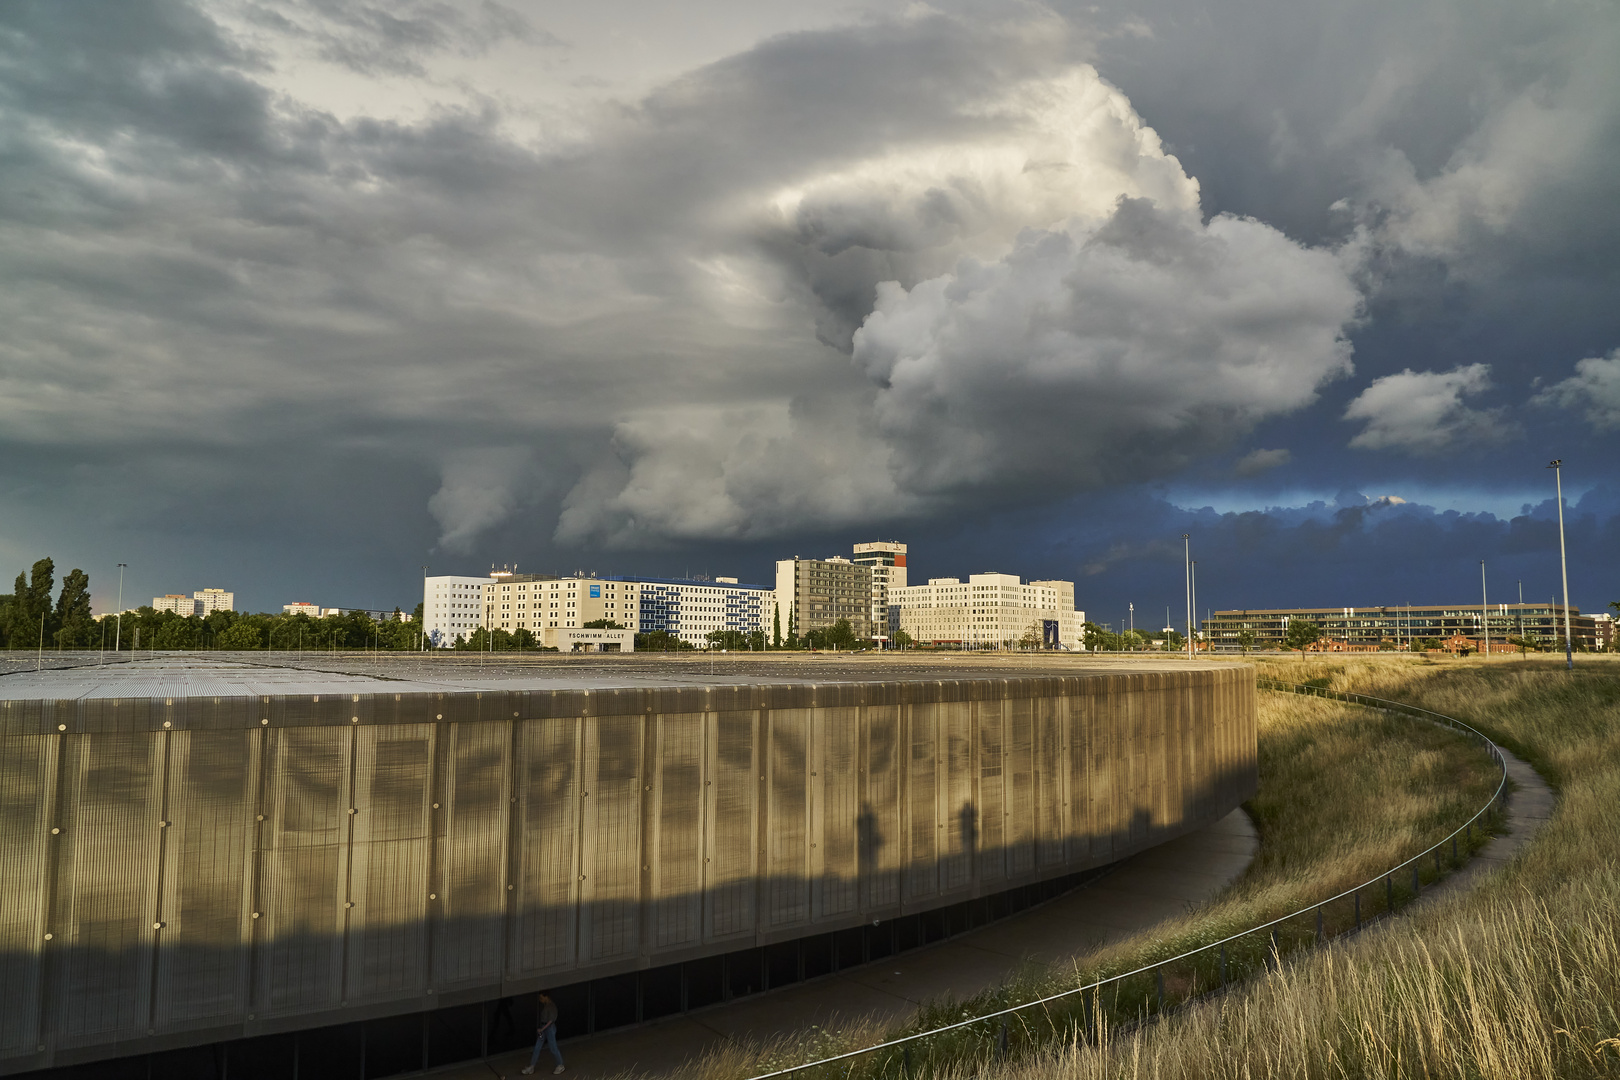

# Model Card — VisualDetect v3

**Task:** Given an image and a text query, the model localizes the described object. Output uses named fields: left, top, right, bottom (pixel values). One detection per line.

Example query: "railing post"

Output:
left=1413, top=863, right=1421, bottom=895
left=998, top=1017, right=1008, bottom=1062
left=902, top=1044, right=910, bottom=1078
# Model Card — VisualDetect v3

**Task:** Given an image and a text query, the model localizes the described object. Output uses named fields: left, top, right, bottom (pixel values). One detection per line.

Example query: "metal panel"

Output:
left=511, top=716, right=581, bottom=976
left=975, top=699, right=1005, bottom=882
left=860, top=705, right=900, bottom=911
left=578, top=715, right=643, bottom=963
left=346, top=725, right=434, bottom=1000
left=255, top=726, right=351, bottom=1014
left=434, top=720, right=508, bottom=987
left=938, top=700, right=974, bottom=892
left=1034, top=695, right=1065, bottom=868
left=1005, top=696, right=1035, bottom=876
left=766, top=709, right=810, bottom=928
left=152, top=730, right=256, bottom=1031
left=52, top=732, right=164, bottom=1043
left=810, top=706, right=858, bottom=920
left=704, top=710, right=757, bottom=942
left=904, top=703, right=938, bottom=901
left=0, top=735, right=55, bottom=1054
left=649, top=712, right=704, bottom=951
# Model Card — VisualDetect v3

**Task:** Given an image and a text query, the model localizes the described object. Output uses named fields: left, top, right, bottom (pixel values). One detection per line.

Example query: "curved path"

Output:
left=444, top=809, right=1258, bottom=1080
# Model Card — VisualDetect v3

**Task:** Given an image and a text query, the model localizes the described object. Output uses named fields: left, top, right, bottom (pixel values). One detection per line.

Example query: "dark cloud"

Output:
left=0, top=0, right=1616, bottom=616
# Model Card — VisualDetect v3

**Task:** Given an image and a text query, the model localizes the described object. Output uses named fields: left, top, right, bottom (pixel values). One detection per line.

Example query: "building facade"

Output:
left=852, top=540, right=908, bottom=641
left=891, top=573, right=1083, bottom=650
left=424, top=574, right=495, bottom=646
left=482, top=572, right=641, bottom=637
left=281, top=602, right=320, bottom=617
left=627, top=576, right=773, bottom=647
left=1203, top=602, right=1610, bottom=652
left=775, top=557, right=874, bottom=642
left=194, top=588, right=234, bottom=614
left=151, top=594, right=197, bottom=615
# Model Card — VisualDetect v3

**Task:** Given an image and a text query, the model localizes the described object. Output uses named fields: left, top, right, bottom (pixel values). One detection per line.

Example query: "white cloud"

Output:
left=1343, top=364, right=1513, bottom=453
left=428, top=447, right=535, bottom=553
left=1235, top=448, right=1291, bottom=476
left=1532, top=349, right=1620, bottom=430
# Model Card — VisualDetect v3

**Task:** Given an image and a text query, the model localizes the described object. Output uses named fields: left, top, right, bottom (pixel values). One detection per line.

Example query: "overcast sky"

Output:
left=2, top=0, right=1617, bottom=624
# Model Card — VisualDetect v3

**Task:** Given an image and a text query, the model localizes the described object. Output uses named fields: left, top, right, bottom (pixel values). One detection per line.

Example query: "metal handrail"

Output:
left=744, top=680, right=1508, bottom=1080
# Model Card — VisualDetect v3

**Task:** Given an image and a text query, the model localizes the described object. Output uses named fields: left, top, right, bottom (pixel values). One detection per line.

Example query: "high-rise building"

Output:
left=852, top=540, right=907, bottom=641
left=890, top=573, right=1083, bottom=649
left=423, top=574, right=495, bottom=646
left=775, top=556, right=874, bottom=642
left=194, top=588, right=234, bottom=614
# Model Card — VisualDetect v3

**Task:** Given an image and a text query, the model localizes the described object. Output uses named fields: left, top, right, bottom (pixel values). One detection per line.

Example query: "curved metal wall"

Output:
left=0, top=667, right=1255, bottom=1073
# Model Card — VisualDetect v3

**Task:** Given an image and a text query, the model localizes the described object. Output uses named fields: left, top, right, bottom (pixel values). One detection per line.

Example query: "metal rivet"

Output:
left=251, top=912, right=261, bottom=919
left=57, top=724, right=66, bottom=732
left=427, top=988, right=434, bottom=994
left=507, top=884, right=514, bottom=891
left=429, top=893, right=437, bottom=900
left=578, top=874, right=586, bottom=881
left=351, top=717, right=359, bottom=724
left=348, top=808, right=357, bottom=815
left=345, top=902, right=353, bottom=909
left=159, top=821, right=169, bottom=828
left=436, top=714, right=443, bottom=720
left=163, top=721, right=172, bottom=729
left=514, top=712, right=519, bottom=717
left=510, top=796, right=517, bottom=803
left=432, top=803, right=440, bottom=809
left=705, top=857, right=711, bottom=863
left=256, top=815, right=265, bottom=822
left=152, top=922, right=163, bottom=930
left=247, top=1014, right=254, bottom=1021
left=50, top=828, right=60, bottom=835
left=644, top=785, right=651, bottom=791
left=642, top=865, right=649, bottom=871
left=42, top=933, right=52, bottom=941
left=260, top=719, right=269, bottom=726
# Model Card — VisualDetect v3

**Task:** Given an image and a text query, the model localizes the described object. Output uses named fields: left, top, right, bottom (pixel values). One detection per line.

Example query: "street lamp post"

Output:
left=114, top=563, right=127, bottom=655
left=1480, top=560, right=1489, bottom=658
left=1182, top=534, right=1193, bottom=661
left=1548, top=460, right=1574, bottom=669
left=1191, top=560, right=1198, bottom=656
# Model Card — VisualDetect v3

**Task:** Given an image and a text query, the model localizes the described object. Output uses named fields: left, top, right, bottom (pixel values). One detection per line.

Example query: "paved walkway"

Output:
left=1403, top=744, right=1555, bottom=914
left=442, top=809, right=1257, bottom=1080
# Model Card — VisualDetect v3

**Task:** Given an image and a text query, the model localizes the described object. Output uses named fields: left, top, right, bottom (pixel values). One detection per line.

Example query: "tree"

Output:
left=1285, top=619, right=1322, bottom=656
left=891, top=629, right=913, bottom=650
left=772, top=607, right=781, bottom=648
left=53, top=568, right=94, bottom=648
left=5, top=558, right=56, bottom=648
left=219, top=620, right=263, bottom=649
left=1236, top=628, right=1257, bottom=654
left=635, top=630, right=691, bottom=651
left=582, top=619, right=625, bottom=629
left=1020, top=622, right=1044, bottom=650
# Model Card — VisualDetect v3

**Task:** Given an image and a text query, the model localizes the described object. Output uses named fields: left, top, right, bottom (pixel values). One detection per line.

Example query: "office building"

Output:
left=776, top=557, right=874, bottom=642
left=852, top=540, right=908, bottom=641
left=891, top=573, right=1084, bottom=650
left=194, top=588, right=234, bottom=613
left=423, top=574, right=495, bottom=646
left=483, top=571, right=641, bottom=637
left=1203, top=602, right=1610, bottom=652
left=627, top=575, right=773, bottom=647
left=282, top=602, right=320, bottom=616
left=151, top=594, right=197, bottom=616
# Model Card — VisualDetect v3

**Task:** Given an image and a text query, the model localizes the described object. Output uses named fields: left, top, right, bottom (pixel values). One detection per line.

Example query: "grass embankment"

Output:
left=980, top=655, right=1620, bottom=1079
left=666, top=672, right=1504, bottom=1080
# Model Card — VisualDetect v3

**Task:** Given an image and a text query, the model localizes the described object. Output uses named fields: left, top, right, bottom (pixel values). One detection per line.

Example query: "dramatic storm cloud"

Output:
left=1, top=0, right=1617, bottom=616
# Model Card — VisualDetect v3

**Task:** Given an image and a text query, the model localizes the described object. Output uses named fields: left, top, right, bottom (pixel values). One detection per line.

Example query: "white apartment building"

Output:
left=424, top=574, right=495, bottom=646
left=483, top=572, right=641, bottom=637
left=195, top=588, right=234, bottom=614
left=152, top=594, right=198, bottom=616
left=625, top=575, right=774, bottom=648
left=852, top=540, right=907, bottom=641
left=891, top=573, right=1084, bottom=650
left=282, top=602, right=320, bottom=617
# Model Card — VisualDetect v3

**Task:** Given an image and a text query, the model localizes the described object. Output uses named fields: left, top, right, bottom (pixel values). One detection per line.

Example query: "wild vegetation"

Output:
left=661, top=660, right=1510, bottom=1080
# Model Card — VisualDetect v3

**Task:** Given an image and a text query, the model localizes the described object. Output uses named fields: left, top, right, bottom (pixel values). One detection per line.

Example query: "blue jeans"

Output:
left=529, top=1025, right=562, bottom=1071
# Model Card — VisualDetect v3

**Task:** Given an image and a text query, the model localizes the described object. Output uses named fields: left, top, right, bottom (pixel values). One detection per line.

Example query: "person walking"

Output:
left=521, top=991, right=564, bottom=1075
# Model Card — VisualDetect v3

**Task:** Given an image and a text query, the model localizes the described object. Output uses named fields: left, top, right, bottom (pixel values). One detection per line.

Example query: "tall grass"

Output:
left=659, top=671, right=1506, bottom=1080
left=978, top=656, right=1620, bottom=1079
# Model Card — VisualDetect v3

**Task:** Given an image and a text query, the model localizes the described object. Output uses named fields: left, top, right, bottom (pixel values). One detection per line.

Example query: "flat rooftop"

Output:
left=0, top=651, right=1214, bottom=701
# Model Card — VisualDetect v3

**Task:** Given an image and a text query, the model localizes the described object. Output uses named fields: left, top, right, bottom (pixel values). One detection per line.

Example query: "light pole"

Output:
left=114, top=563, right=127, bottom=655
left=1191, top=560, right=1199, bottom=656
left=1129, top=602, right=1134, bottom=652
left=1182, top=534, right=1193, bottom=661
left=1480, top=560, right=1489, bottom=658
left=1548, top=460, right=1574, bottom=669
left=421, top=566, right=428, bottom=652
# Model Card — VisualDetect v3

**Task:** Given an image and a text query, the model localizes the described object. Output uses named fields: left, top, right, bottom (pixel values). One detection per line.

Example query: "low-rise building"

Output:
left=776, top=557, right=873, bottom=643
left=152, top=594, right=197, bottom=616
left=627, top=575, right=772, bottom=647
left=890, top=573, right=1083, bottom=650
left=1204, top=603, right=1608, bottom=652
left=282, top=602, right=320, bottom=617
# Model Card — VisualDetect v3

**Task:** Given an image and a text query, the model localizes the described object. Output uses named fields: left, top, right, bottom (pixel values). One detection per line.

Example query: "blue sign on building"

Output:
left=590, top=585, right=600, bottom=597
